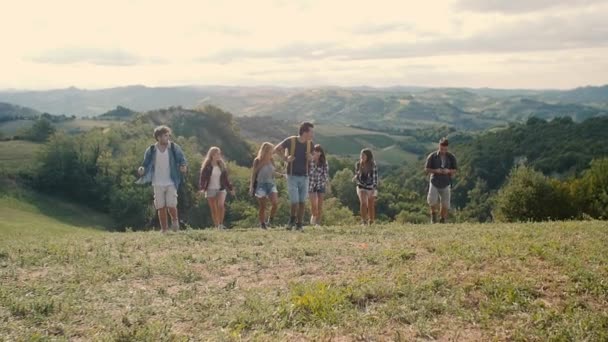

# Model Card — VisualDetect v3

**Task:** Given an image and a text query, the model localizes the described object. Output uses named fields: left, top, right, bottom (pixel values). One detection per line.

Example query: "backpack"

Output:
left=288, top=136, right=312, bottom=176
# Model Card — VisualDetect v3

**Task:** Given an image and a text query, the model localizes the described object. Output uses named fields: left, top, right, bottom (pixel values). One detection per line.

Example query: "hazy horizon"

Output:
left=1, top=82, right=606, bottom=93
left=2, top=0, right=607, bottom=90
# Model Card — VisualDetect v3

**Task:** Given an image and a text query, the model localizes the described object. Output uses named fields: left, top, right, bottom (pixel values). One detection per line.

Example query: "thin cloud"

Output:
left=340, top=14, right=608, bottom=60
left=196, top=42, right=337, bottom=63
left=455, top=0, right=605, bottom=14
left=28, top=47, right=166, bottom=66
left=351, top=22, right=415, bottom=35
left=189, top=23, right=251, bottom=37
left=197, top=11, right=608, bottom=62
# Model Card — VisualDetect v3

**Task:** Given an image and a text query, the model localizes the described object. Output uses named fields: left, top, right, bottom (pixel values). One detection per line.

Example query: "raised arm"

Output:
left=273, top=143, right=287, bottom=162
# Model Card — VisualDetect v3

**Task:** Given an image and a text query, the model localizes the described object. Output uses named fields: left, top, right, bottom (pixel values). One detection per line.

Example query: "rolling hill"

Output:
left=0, top=102, right=40, bottom=122
left=235, top=117, right=423, bottom=165
left=1, top=85, right=607, bottom=131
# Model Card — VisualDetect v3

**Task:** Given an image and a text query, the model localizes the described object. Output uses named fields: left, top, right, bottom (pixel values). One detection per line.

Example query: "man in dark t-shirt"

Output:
left=274, top=122, right=315, bottom=230
left=425, top=137, right=457, bottom=224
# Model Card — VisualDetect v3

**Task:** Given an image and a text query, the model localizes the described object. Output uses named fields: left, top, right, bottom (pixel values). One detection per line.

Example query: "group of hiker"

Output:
left=137, top=122, right=457, bottom=232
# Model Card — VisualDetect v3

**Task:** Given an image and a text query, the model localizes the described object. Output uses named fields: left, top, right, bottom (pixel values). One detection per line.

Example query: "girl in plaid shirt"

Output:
left=353, top=148, right=378, bottom=226
left=308, top=144, right=329, bottom=226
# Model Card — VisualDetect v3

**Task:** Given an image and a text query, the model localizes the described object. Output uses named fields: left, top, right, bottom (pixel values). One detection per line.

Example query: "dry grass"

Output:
left=0, top=198, right=607, bottom=341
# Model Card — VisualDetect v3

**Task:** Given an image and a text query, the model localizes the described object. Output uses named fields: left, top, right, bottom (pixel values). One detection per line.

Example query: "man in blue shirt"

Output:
left=137, top=125, right=188, bottom=232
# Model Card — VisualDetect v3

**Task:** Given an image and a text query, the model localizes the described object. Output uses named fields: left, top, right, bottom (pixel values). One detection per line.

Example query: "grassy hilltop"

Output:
left=0, top=194, right=606, bottom=341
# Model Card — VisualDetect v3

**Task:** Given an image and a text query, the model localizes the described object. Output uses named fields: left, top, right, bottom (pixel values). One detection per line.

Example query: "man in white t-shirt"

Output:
left=136, top=126, right=188, bottom=232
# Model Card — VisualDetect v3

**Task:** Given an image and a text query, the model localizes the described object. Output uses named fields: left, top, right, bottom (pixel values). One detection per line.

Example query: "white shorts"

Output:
left=427, top=183, right=451, bottom=209
left=356, top=187, right=377, bottom=198
left=205, top=188, right=226, bottom=198
left=154, top=185, right=178, bottom=209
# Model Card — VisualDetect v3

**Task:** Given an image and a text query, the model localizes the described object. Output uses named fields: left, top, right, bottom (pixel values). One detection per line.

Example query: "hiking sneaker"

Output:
left=431, top=213, right=438, bottom=224
left=260, top=222, right=268, bottom=230
left=439, top=217, right=446, bottom=224
left=295, top=223, right=304, bottom=231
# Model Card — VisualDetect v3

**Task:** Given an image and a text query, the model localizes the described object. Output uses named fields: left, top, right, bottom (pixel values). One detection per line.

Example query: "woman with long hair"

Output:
left=199, top=147, right=235, bottom=229
left=250, top=142, right=283, bottom=229
left=308, top=144, right=329, bottom=226
left=353, top=148, right=378, bottom=225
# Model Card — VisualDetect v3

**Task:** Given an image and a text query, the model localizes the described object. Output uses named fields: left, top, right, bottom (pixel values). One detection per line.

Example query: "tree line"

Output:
left=16, top=106, right=608, bottom=230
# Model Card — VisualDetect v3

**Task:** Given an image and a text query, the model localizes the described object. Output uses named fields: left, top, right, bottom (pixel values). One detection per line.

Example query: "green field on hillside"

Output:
left=312, top=124, right=425, bottom=165
left=1, top=199, right=606, bottom=340
left=0, top=119, right=119, bottom=136
left=0, top=120, right=33, bottom=136
left=0, top=140, right=42, bottom=173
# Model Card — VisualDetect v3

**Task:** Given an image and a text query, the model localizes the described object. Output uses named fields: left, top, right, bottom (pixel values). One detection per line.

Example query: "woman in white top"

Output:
left=199, top=147, right=235, bottom=229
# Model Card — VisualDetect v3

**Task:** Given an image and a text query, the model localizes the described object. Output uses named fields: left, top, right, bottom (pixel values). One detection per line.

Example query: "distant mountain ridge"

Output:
left=0, top=85, right=606, bottom=130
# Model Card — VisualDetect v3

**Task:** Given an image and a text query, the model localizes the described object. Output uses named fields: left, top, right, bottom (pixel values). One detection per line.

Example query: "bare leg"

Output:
left=207, top=198, right=218, bottom=227
left=317, top=194, right=324, bottom=225
left=368, top=195, right=376, bottom=225
left=297, top=202, right=306, bottom=225
left=430, top=205, right=439, bottom=215
left=440, top=205, right=448, bottom=222
left=167, top=207, right=179, bottom=231
left=358, top=190, right=369, bottom=224
left=217, top=191, right=227, bottom=226
left=269, top=192, right=279, bottom=221
left=158, top=208, right=169, bottom=232
left=309, top=193, right=318, bottom=224
left=430, top=205, right=439, bottom=223
left=290, top=204, right=297, bottom=219
left=258, top=197, right=267, bottom=224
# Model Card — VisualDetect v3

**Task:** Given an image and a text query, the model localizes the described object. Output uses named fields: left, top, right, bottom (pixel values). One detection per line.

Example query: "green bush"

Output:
left=22, top=117, right=56, bottom=142
left=569, top=158, right=608, bottom=219
left=321, top=198, right=355, bottom=226
left=396, top=210, right=428, bottom=224
left=331, top=168, right=359, bottom=212
left=494, top=165, right=576, bottom=222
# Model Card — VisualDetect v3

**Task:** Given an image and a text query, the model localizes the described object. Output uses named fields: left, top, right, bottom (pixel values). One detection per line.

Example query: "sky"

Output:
left=1, top=0, right=607, bottom=90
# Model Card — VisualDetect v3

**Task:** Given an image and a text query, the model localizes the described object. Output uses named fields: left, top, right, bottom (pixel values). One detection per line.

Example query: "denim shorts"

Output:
left=255, top=182, right=278, bottom=198
left=309, top=185, right=326, bottom=194
left=287, top=176, right=309, bottom=204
